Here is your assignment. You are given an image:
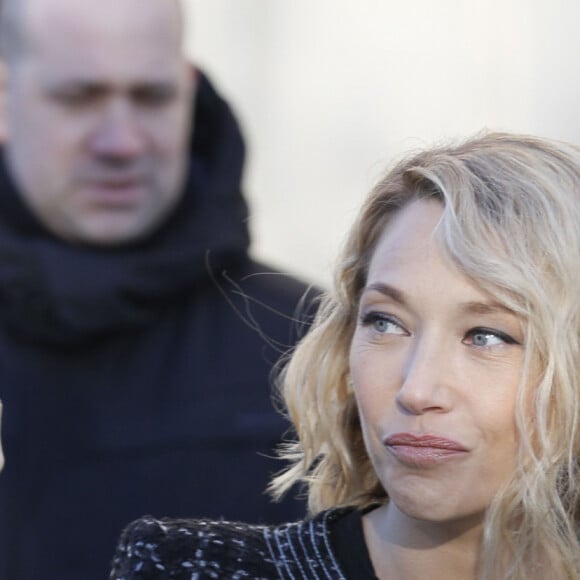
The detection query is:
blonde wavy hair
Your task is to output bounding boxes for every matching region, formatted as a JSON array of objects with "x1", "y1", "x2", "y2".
[{"x1": 270, "y1": 132, "x2": 580, "y2": 579}]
